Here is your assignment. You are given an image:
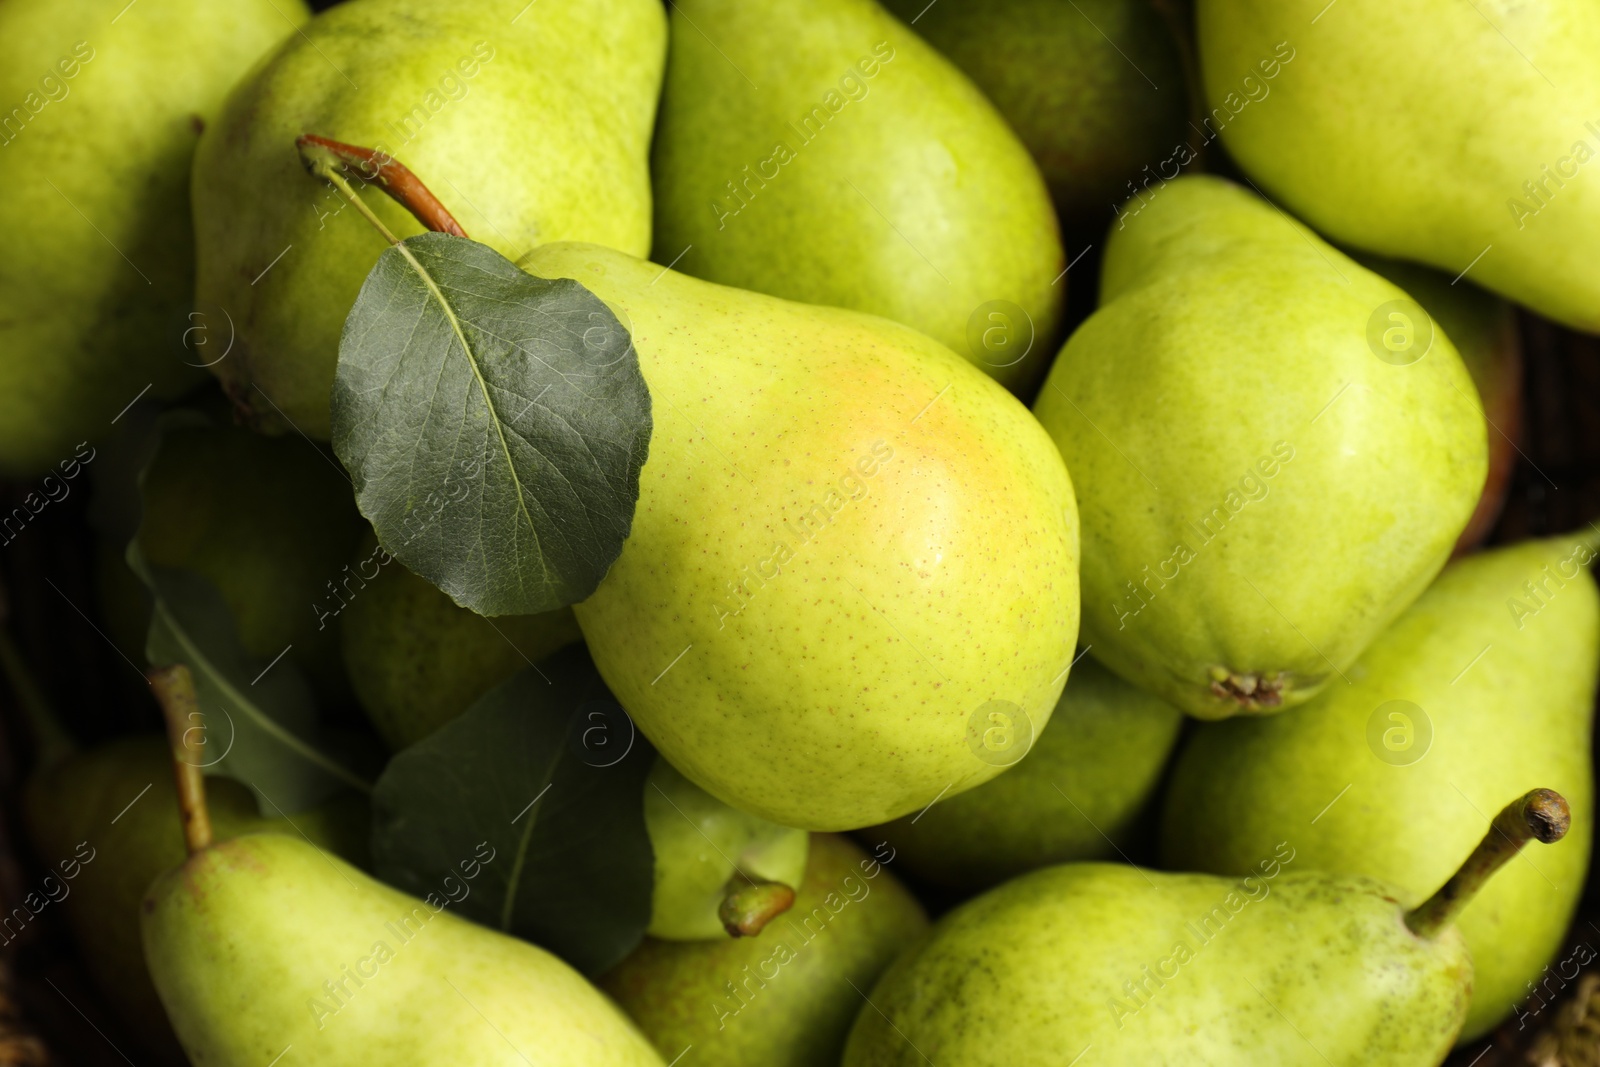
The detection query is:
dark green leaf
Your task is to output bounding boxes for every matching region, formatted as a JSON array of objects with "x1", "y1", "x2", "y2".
[
  {"x1": 370, "y1": 644, "x2": 655, "y2": 976},
  {"x1": 332, "y1": 233, "x2": 649, "y2": 617}
]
